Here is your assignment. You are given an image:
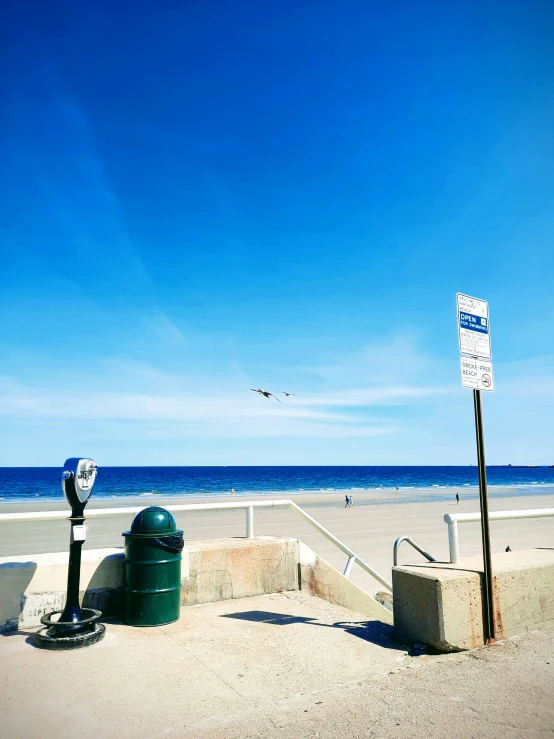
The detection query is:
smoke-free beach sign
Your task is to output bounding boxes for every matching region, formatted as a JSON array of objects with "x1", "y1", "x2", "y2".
[
  {"x1": 457, "y1": 293, "x2": 491, "y2": 360},
  {"x1": 460, "y1": 356, "x2": 494, "y2": 391}
]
